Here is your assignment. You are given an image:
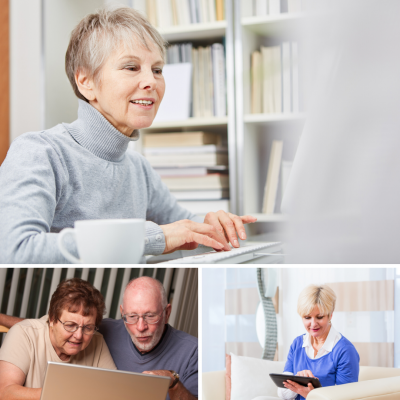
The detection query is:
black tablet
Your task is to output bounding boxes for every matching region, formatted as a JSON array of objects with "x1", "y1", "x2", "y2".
[{"x1": 269, "y1": 373, "x2": 322, "y2": 389}]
